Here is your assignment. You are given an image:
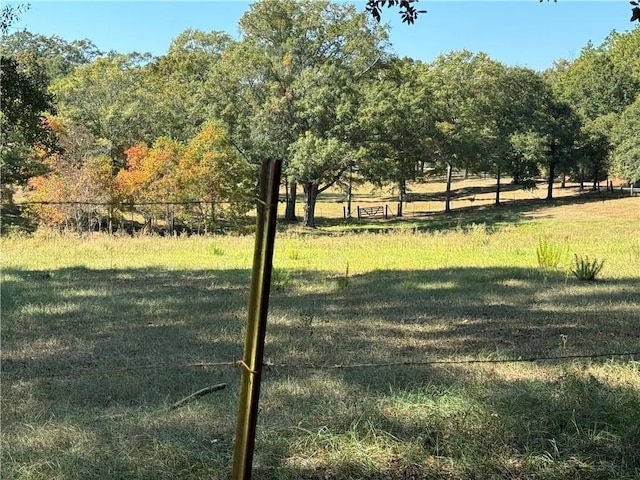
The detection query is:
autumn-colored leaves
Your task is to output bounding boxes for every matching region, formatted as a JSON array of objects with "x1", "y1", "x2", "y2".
[{"x1": 28, "y1": 121, "x2": 256, "y2": 232}]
